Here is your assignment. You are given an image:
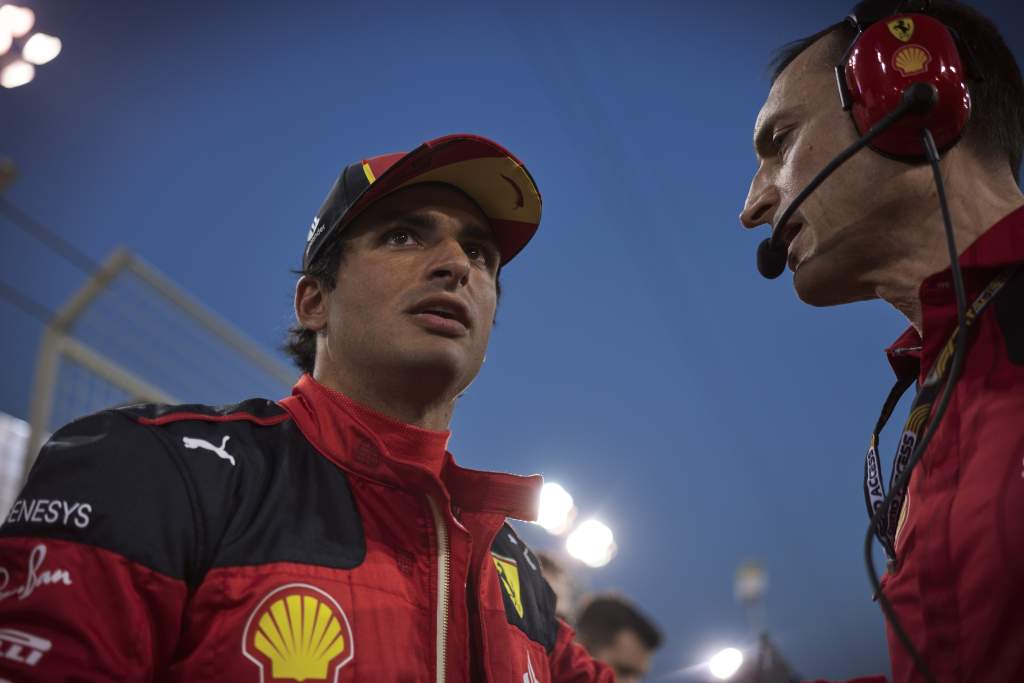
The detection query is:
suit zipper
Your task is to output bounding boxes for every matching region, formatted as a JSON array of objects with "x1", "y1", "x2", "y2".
[{"x1": 427, "y1": 495, "x2": 449, "y2": 683}]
